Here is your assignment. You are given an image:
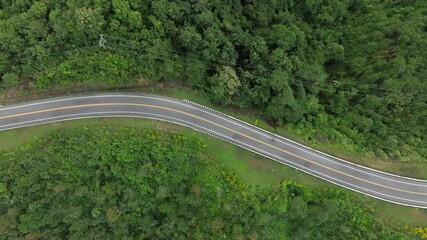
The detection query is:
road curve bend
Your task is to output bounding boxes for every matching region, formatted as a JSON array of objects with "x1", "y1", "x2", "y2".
[{"x1": 1, "y1": 93, "x2": 426, "y2": 208}]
